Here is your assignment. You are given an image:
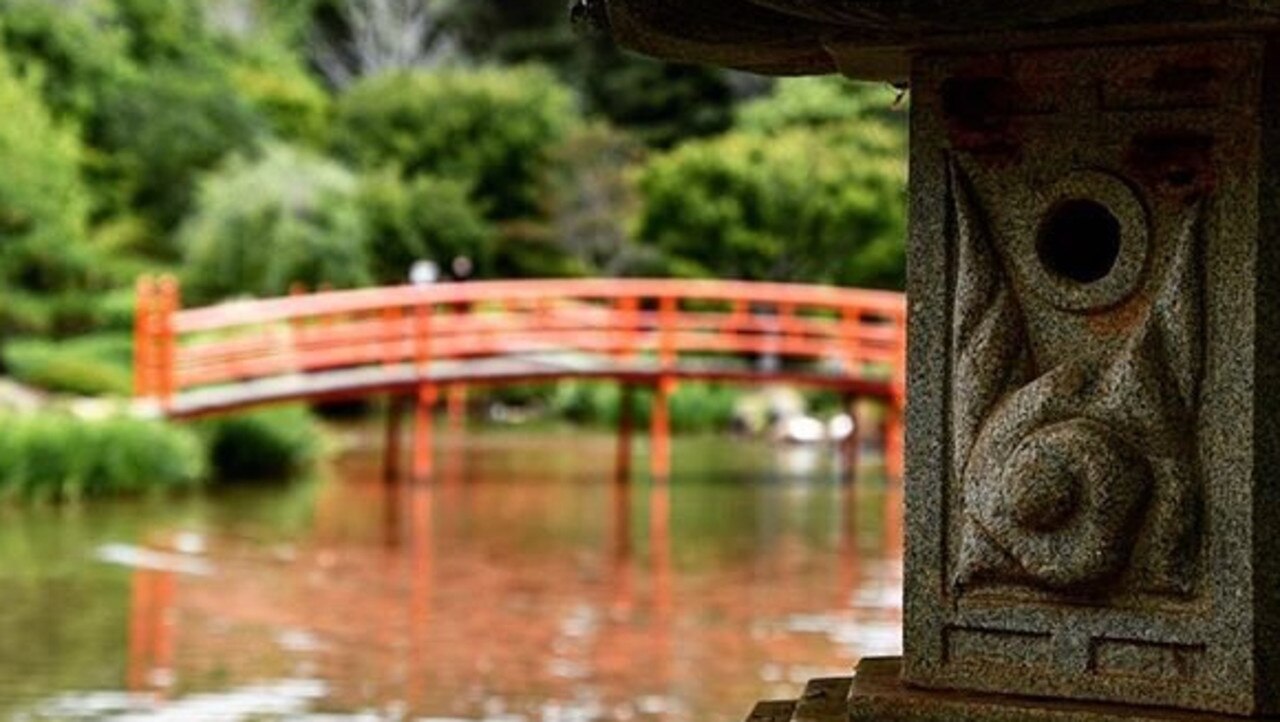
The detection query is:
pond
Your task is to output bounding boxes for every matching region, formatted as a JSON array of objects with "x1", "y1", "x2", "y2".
[{"x1": 0, "y1": 427, "x2": 902, "y2": 722}]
